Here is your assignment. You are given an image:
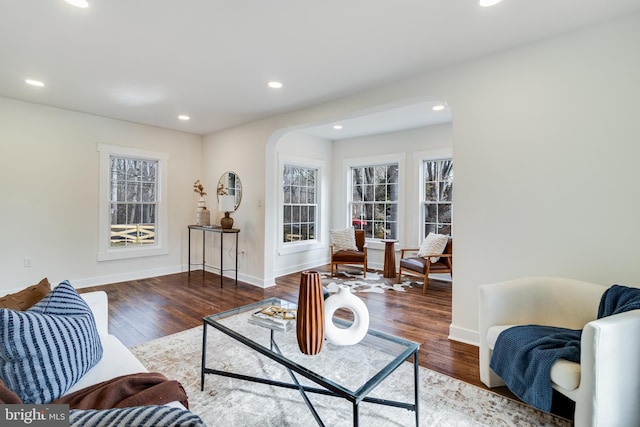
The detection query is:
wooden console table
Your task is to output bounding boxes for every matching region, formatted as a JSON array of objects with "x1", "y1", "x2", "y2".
[{"x1": 188, "y1": 225, "x2": 240, "y2": 287}]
